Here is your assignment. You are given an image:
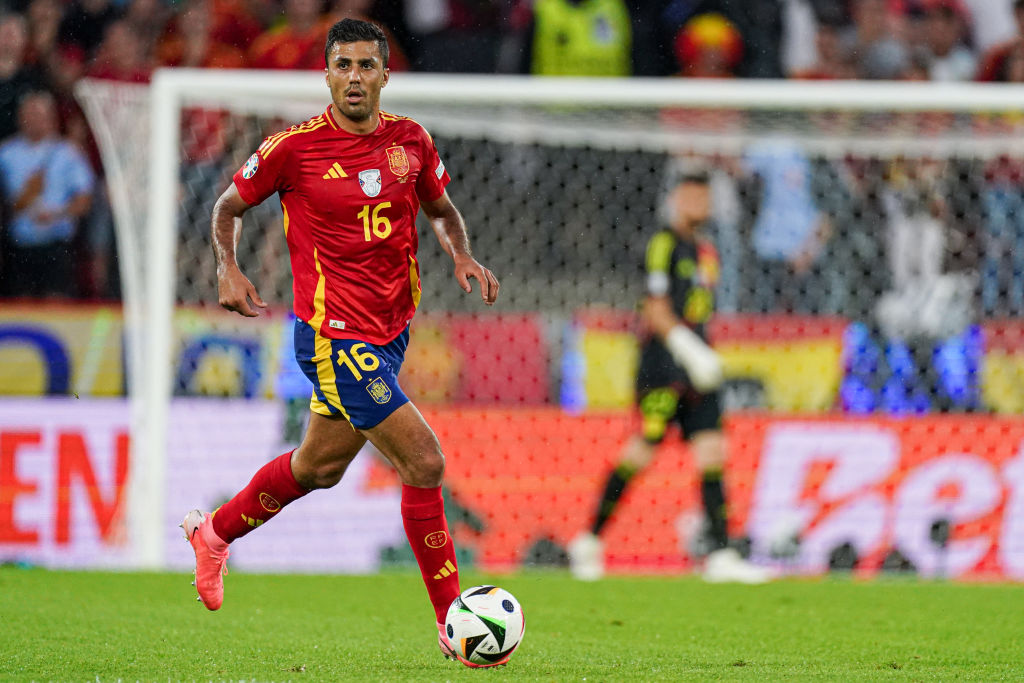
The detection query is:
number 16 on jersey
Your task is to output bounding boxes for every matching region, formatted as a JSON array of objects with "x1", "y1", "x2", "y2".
[{"x1": 359, "y1": 202, "x2": 392, "y2": 241}]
